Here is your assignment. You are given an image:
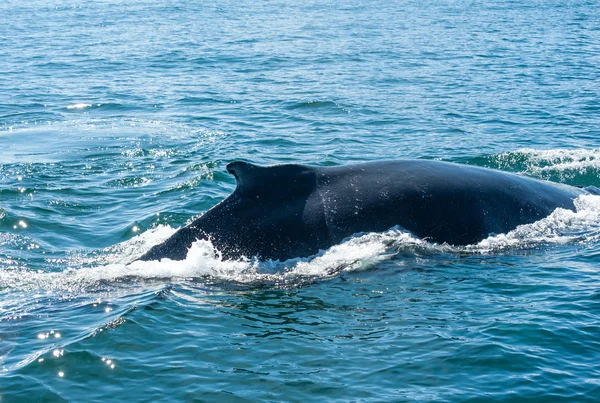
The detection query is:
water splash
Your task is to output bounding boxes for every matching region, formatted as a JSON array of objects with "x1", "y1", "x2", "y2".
[{"x1": 471, "y1": 195, "x2": 600, "y2": 252}]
